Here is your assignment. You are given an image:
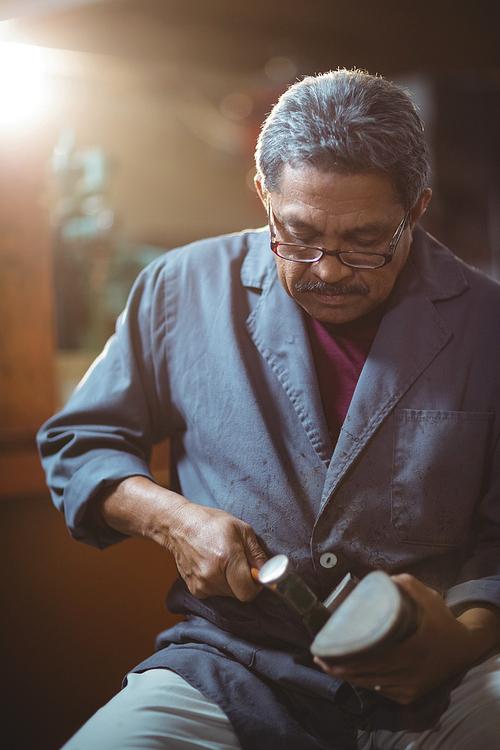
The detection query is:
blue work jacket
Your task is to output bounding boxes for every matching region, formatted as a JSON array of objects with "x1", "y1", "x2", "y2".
[{"x1": 38, "y1": 225, "x2": 500, "y2": 749}]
